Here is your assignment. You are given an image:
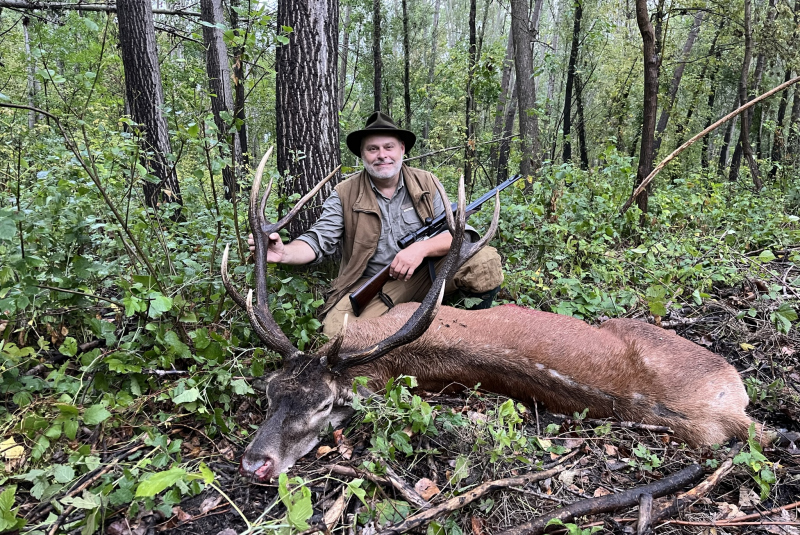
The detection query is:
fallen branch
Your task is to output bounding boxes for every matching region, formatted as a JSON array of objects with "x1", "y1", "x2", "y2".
[
  {"x1": 619, "y1": 74, "x2": 800, "y2": 215},
  {"x1": 639, "y1": 443, "x2": 742, "y2": 531},
  {"x1": 375, "y1": 462, "x2": 574, "y2": 535},
  {"x1": 0, "y1": 1, "x2": 201, "y2": 16},
  {"x1": 715, "y1": 500, "x2": 800, "y2": 524},
  {"x1": 382, "y1": 463, "x2": 431, "y2": 510},
  {"x1": 497, "y1": 464, "x2": 704, "y2": 535}
]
